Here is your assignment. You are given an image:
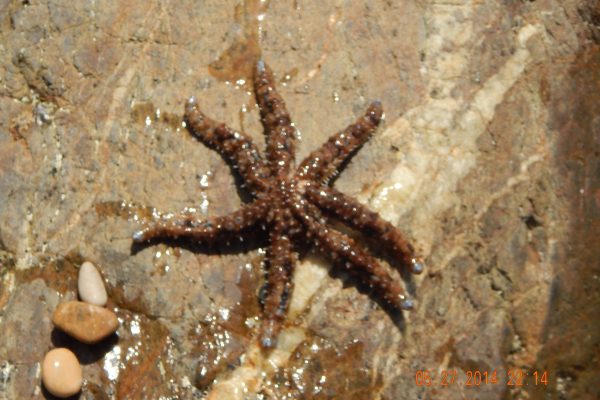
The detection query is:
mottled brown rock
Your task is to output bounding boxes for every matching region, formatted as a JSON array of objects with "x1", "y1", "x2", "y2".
[
  {"x1": 0, "y1": 0, "x2": 598, "y2": 399},
  {"x1": 52, "y1": 301, "x2": 118, "y2": 344}
]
